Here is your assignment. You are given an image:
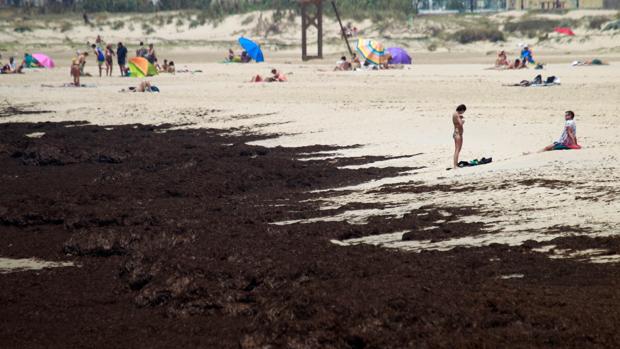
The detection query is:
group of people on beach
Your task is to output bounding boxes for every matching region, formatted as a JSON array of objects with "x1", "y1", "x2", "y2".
[
  {"x1": 494, "y1": 44, "x2": 537, "y2": 69},
  {"x1": 333, "y1": 52, "x2": 400, "y2": 71},
  {"x1": 226, "y1": 49, "x2": 253, "y2": 63},
  {"x1": 69, "y1": 36, "x2": 175, "y2": 87},
  {"x1": 0, "y1": 52, "x2": 49, "y2": 74}
]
